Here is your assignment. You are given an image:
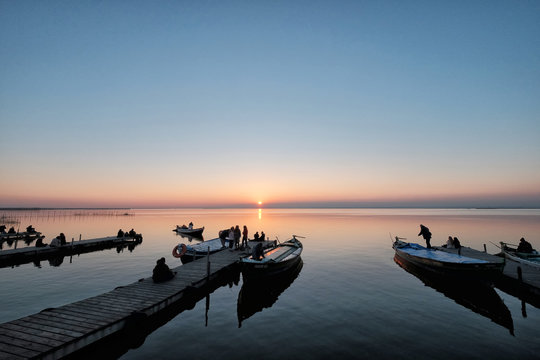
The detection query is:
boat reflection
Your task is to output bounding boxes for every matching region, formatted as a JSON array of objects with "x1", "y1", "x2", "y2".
[
  {"x1": 174, "y1": 231, "x2": 204, "y2": 242},
  {"x1": 237, "y1": 258, "x2": 303, "y2": 328},
  {"x1": 394, "y1": 255, "x2": 514, "y2": 335}
]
